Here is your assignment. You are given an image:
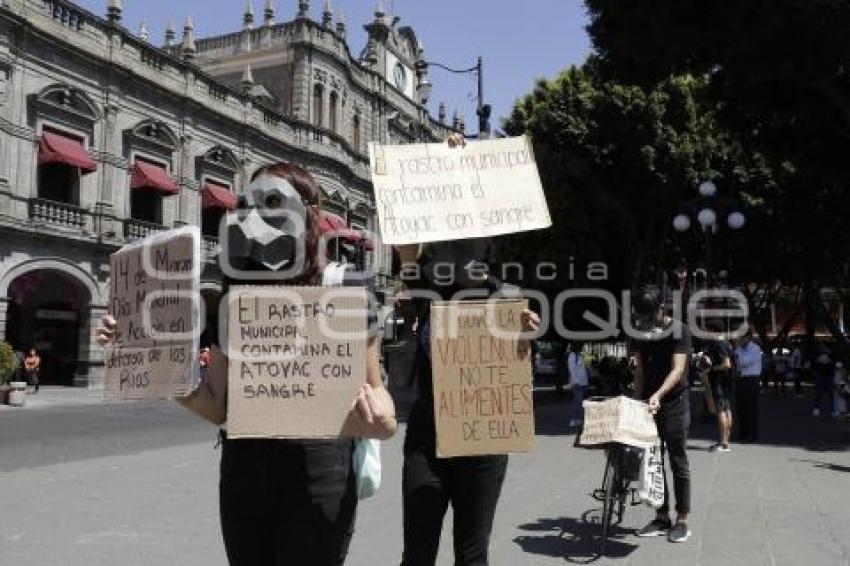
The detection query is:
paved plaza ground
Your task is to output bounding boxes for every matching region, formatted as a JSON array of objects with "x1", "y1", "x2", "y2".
[{"x1": 1, "y1": 379, "x2": 848, "y2": 566}]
